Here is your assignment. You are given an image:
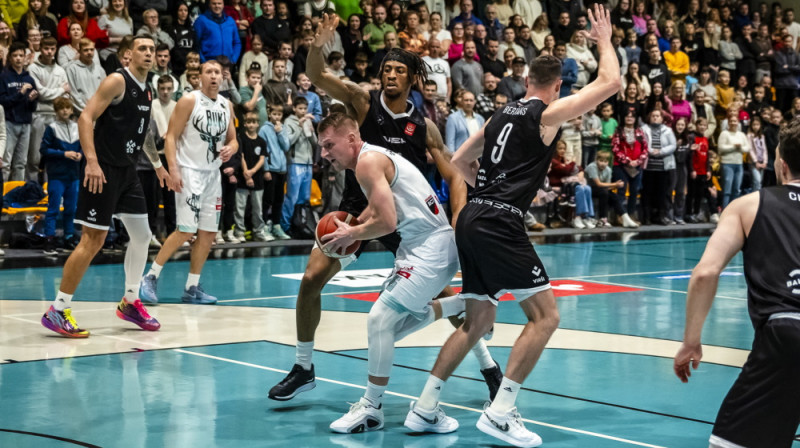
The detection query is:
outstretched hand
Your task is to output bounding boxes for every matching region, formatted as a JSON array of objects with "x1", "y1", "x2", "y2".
[
  {"x1": 586, "y1": 4, "x2": 612, "y2": 44},
  {"x1": 313, "y1": 13, "x2": 339, "y2": 48}
]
